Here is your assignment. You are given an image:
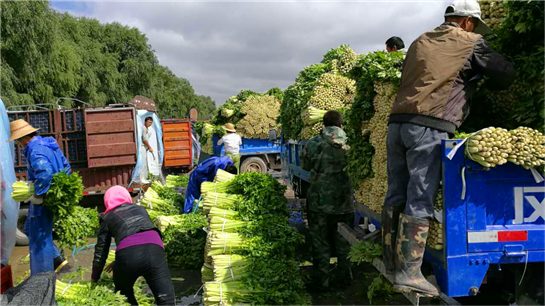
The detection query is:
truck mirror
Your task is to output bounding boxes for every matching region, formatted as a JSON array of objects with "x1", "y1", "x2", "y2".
[{"x1": 268, "y1": 130, "x2": 277, "y2": 142}]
